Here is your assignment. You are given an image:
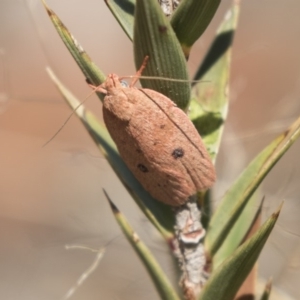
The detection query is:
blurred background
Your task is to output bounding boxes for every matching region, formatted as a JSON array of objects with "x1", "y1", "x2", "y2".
[{"x1": 0, "y1": 0, "x2": 300, "y2": 299}]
